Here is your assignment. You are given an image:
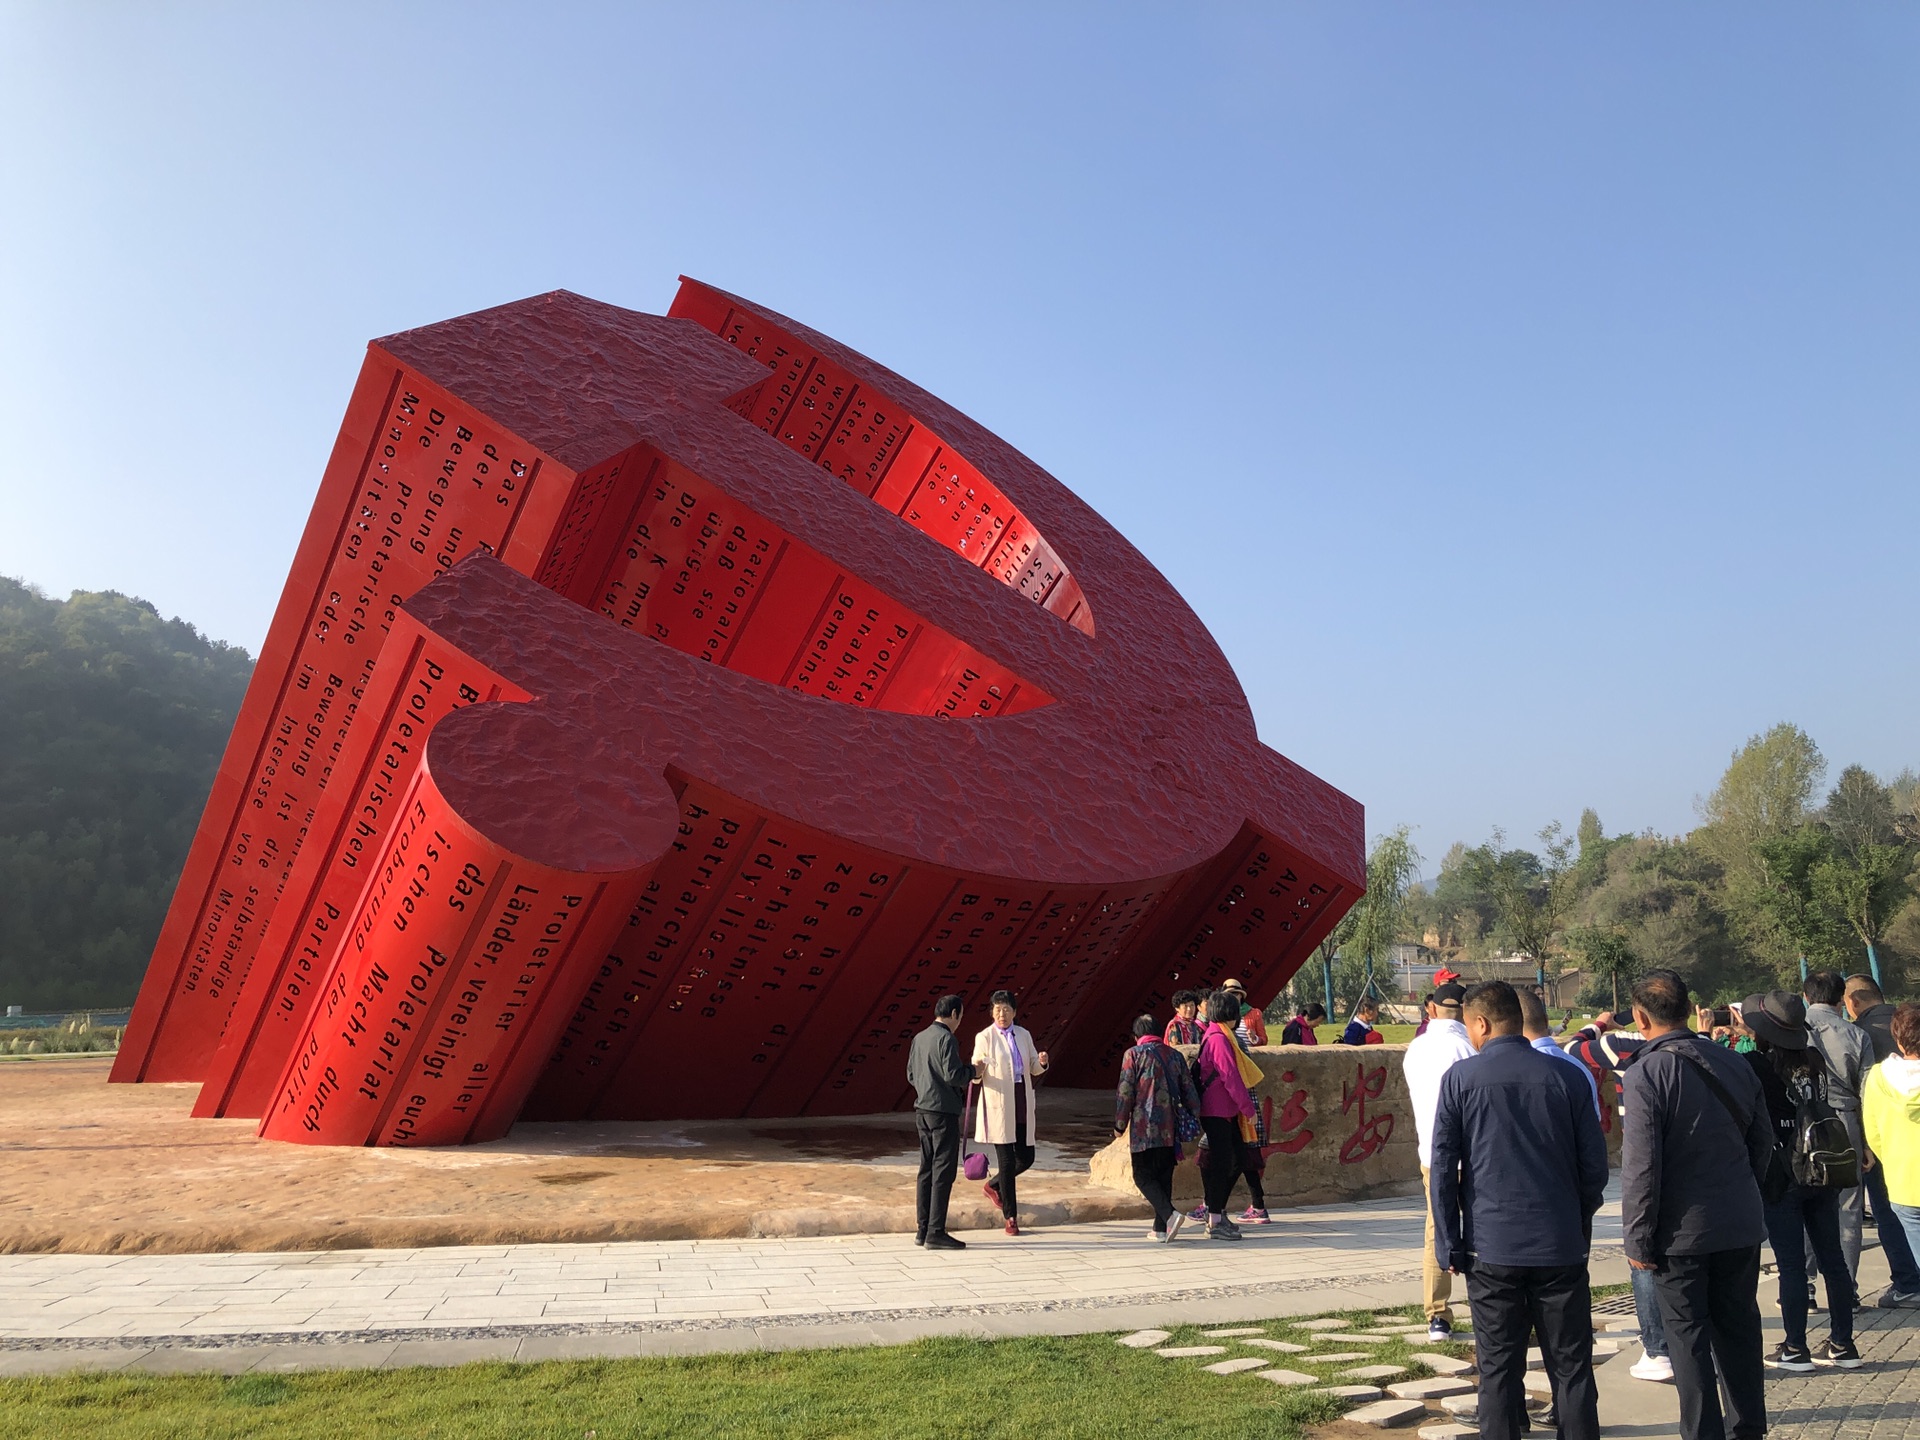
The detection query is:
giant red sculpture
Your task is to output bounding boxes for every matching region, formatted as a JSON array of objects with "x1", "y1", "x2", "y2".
[{"x1": 111, "y1": 279, "x2": 1365, "y2": 1144}]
